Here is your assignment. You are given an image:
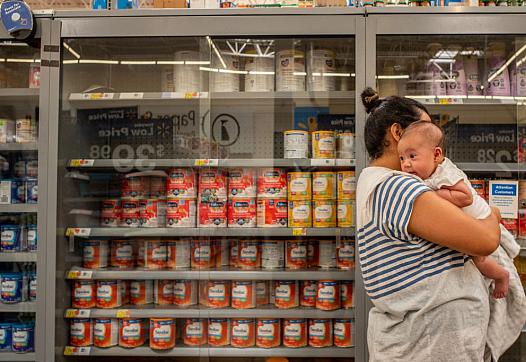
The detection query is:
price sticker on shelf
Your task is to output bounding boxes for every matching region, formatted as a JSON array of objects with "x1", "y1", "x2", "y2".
[
  {"x1": 65, "y1": 309, "x2": 91, "y2": 318},
  {"x1": 194, "y1": 159, "x2": 219, "y2": 167},
  {"x1": 292, "y1": 228, "x2": 307, "y2": 236},
  {"x1": 66, "y1": 270, "x2": 93, "y2": 280},
  {"x1": 116, "y1": 309, "x2": 130, "y2": 318},
  {"x1": 184, "y1": 92, "x2": 201, "y2": 100},
  {"x1": 64, "y1": 346, "x2": 91, "y2": 356},
  {"x1": 82, "y1": 93, "x2": 113, "y2": 101},
  {"x1": 66, "y1": 228, "x2": 91, "y2": 238},
  {"x1": 70, "y1": 159, "x2": 95, "y2": 167},
  {"x1": 311, "y1": 159, "x2": 335, "y2": 167},
  {"x1": 120, "y1": 92, "x2": 144, "y2": 100},
  {"x1": 335, "y1": 159, "x2": 354, "y2": 167},
  {"x1": 161, "y1": 92, "x2": 177, "y2": 99}
]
